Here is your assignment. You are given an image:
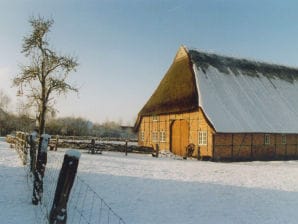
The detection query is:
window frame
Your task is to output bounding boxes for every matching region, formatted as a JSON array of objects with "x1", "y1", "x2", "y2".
[
  {"x1": 281, "y1": 135, "x2": 287, "y2": 145},
  {"x1": 152, "y1": 115, "x2": 158, "y2": 122},
  {"x1": 152, "y1": 131, "x2": 159, "y2": 142},
  {"x1": 198, "y1": 131, "x2": 208, "y2": 146},
  {"x1": 160, "y1": 131, "x2": 166, "y2": 143},
  {"x1": 264, "y1": 134, "x2": 270, "y2": 145}
]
